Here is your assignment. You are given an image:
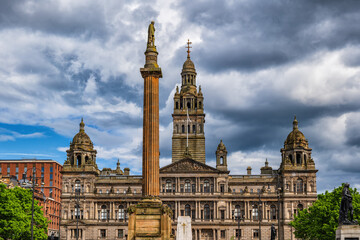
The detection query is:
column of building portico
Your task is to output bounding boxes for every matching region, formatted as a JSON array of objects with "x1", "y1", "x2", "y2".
[
  {"x1": 229, "y1": 201, "x2": 232, "y2": 219},
  {"x1": 95, "y1": 203, "x2": 98, "y2": 220}
]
